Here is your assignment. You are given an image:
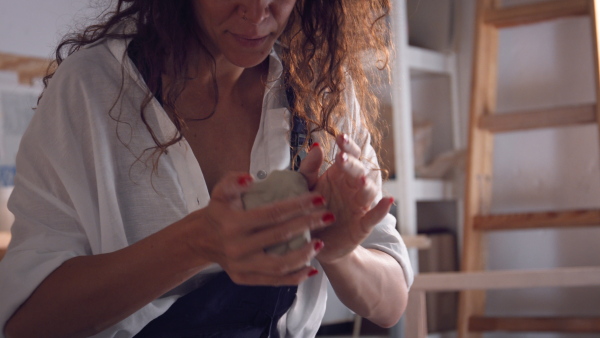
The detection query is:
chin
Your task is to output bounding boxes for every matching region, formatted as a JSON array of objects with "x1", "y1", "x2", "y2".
[{"x1": 229, "y1": 52, "x2": 271, "y2": 69}]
